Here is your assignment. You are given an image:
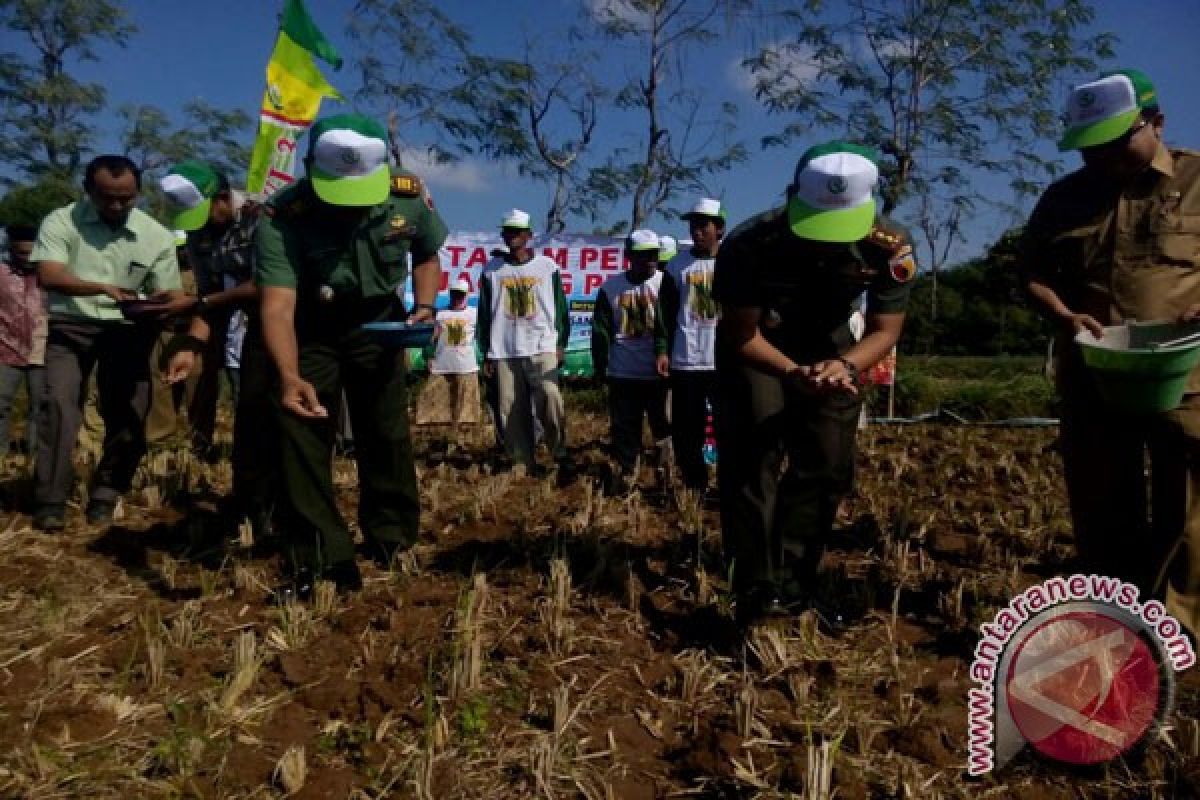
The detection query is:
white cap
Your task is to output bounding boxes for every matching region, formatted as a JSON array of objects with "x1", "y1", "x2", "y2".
[
  {"x1": 793, "y1": 152, "x2": 878, "y2": 212},
  {"x1": 312, "y1": 129, "x2": 388, "y2": 177},
  {"x1": 627, "y1": 229, "x2": 659, "y2": 252},
  {"x1": 501, "y1": 208, "x2": 532, "y2": 230},
  {"x1": 160, "y1": 174, "x2": 205, "y2": 210},
  {"x1": 657, "y1": 235, "x2": 678, "y2": 261},
  {"x1": 450, "y1": 278, "x2": 471, "y2": 293},
  {"x1": 1058, "y1": 73, "x2": 1141, "y2": 151},
  {"x1": 683, "y1": 197, "x2": 724, "y2": 219}
]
